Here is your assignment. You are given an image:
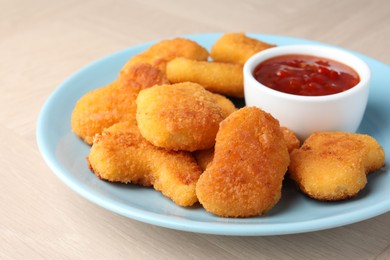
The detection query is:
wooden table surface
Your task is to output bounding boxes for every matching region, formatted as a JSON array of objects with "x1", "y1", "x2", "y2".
[{"x1": 1, "y1": 0, "x2": 389, "y2": 259}]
